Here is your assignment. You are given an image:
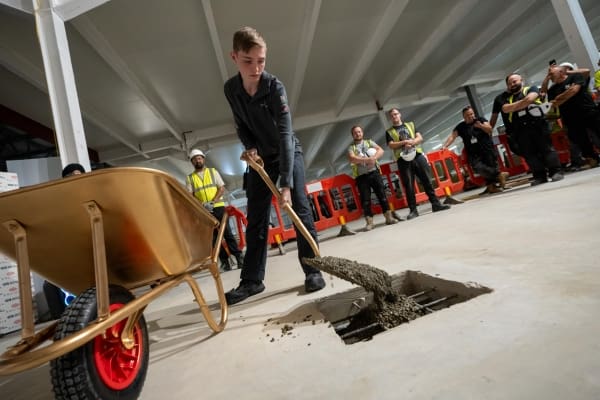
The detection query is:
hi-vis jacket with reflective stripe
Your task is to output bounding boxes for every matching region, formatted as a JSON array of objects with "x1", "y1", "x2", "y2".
[
  {"x1": 349, "y1": 139, "x2": 379, "y2": 177},
  {"x1": 186, "y1": 168, "x2": 225, "y2": 207},
  {"x1": 386, "y1": 121, "x2": 423, "y2": 161},
  {"x1": 507, "y1": 86, "x2": 542, "y2": 123}
]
